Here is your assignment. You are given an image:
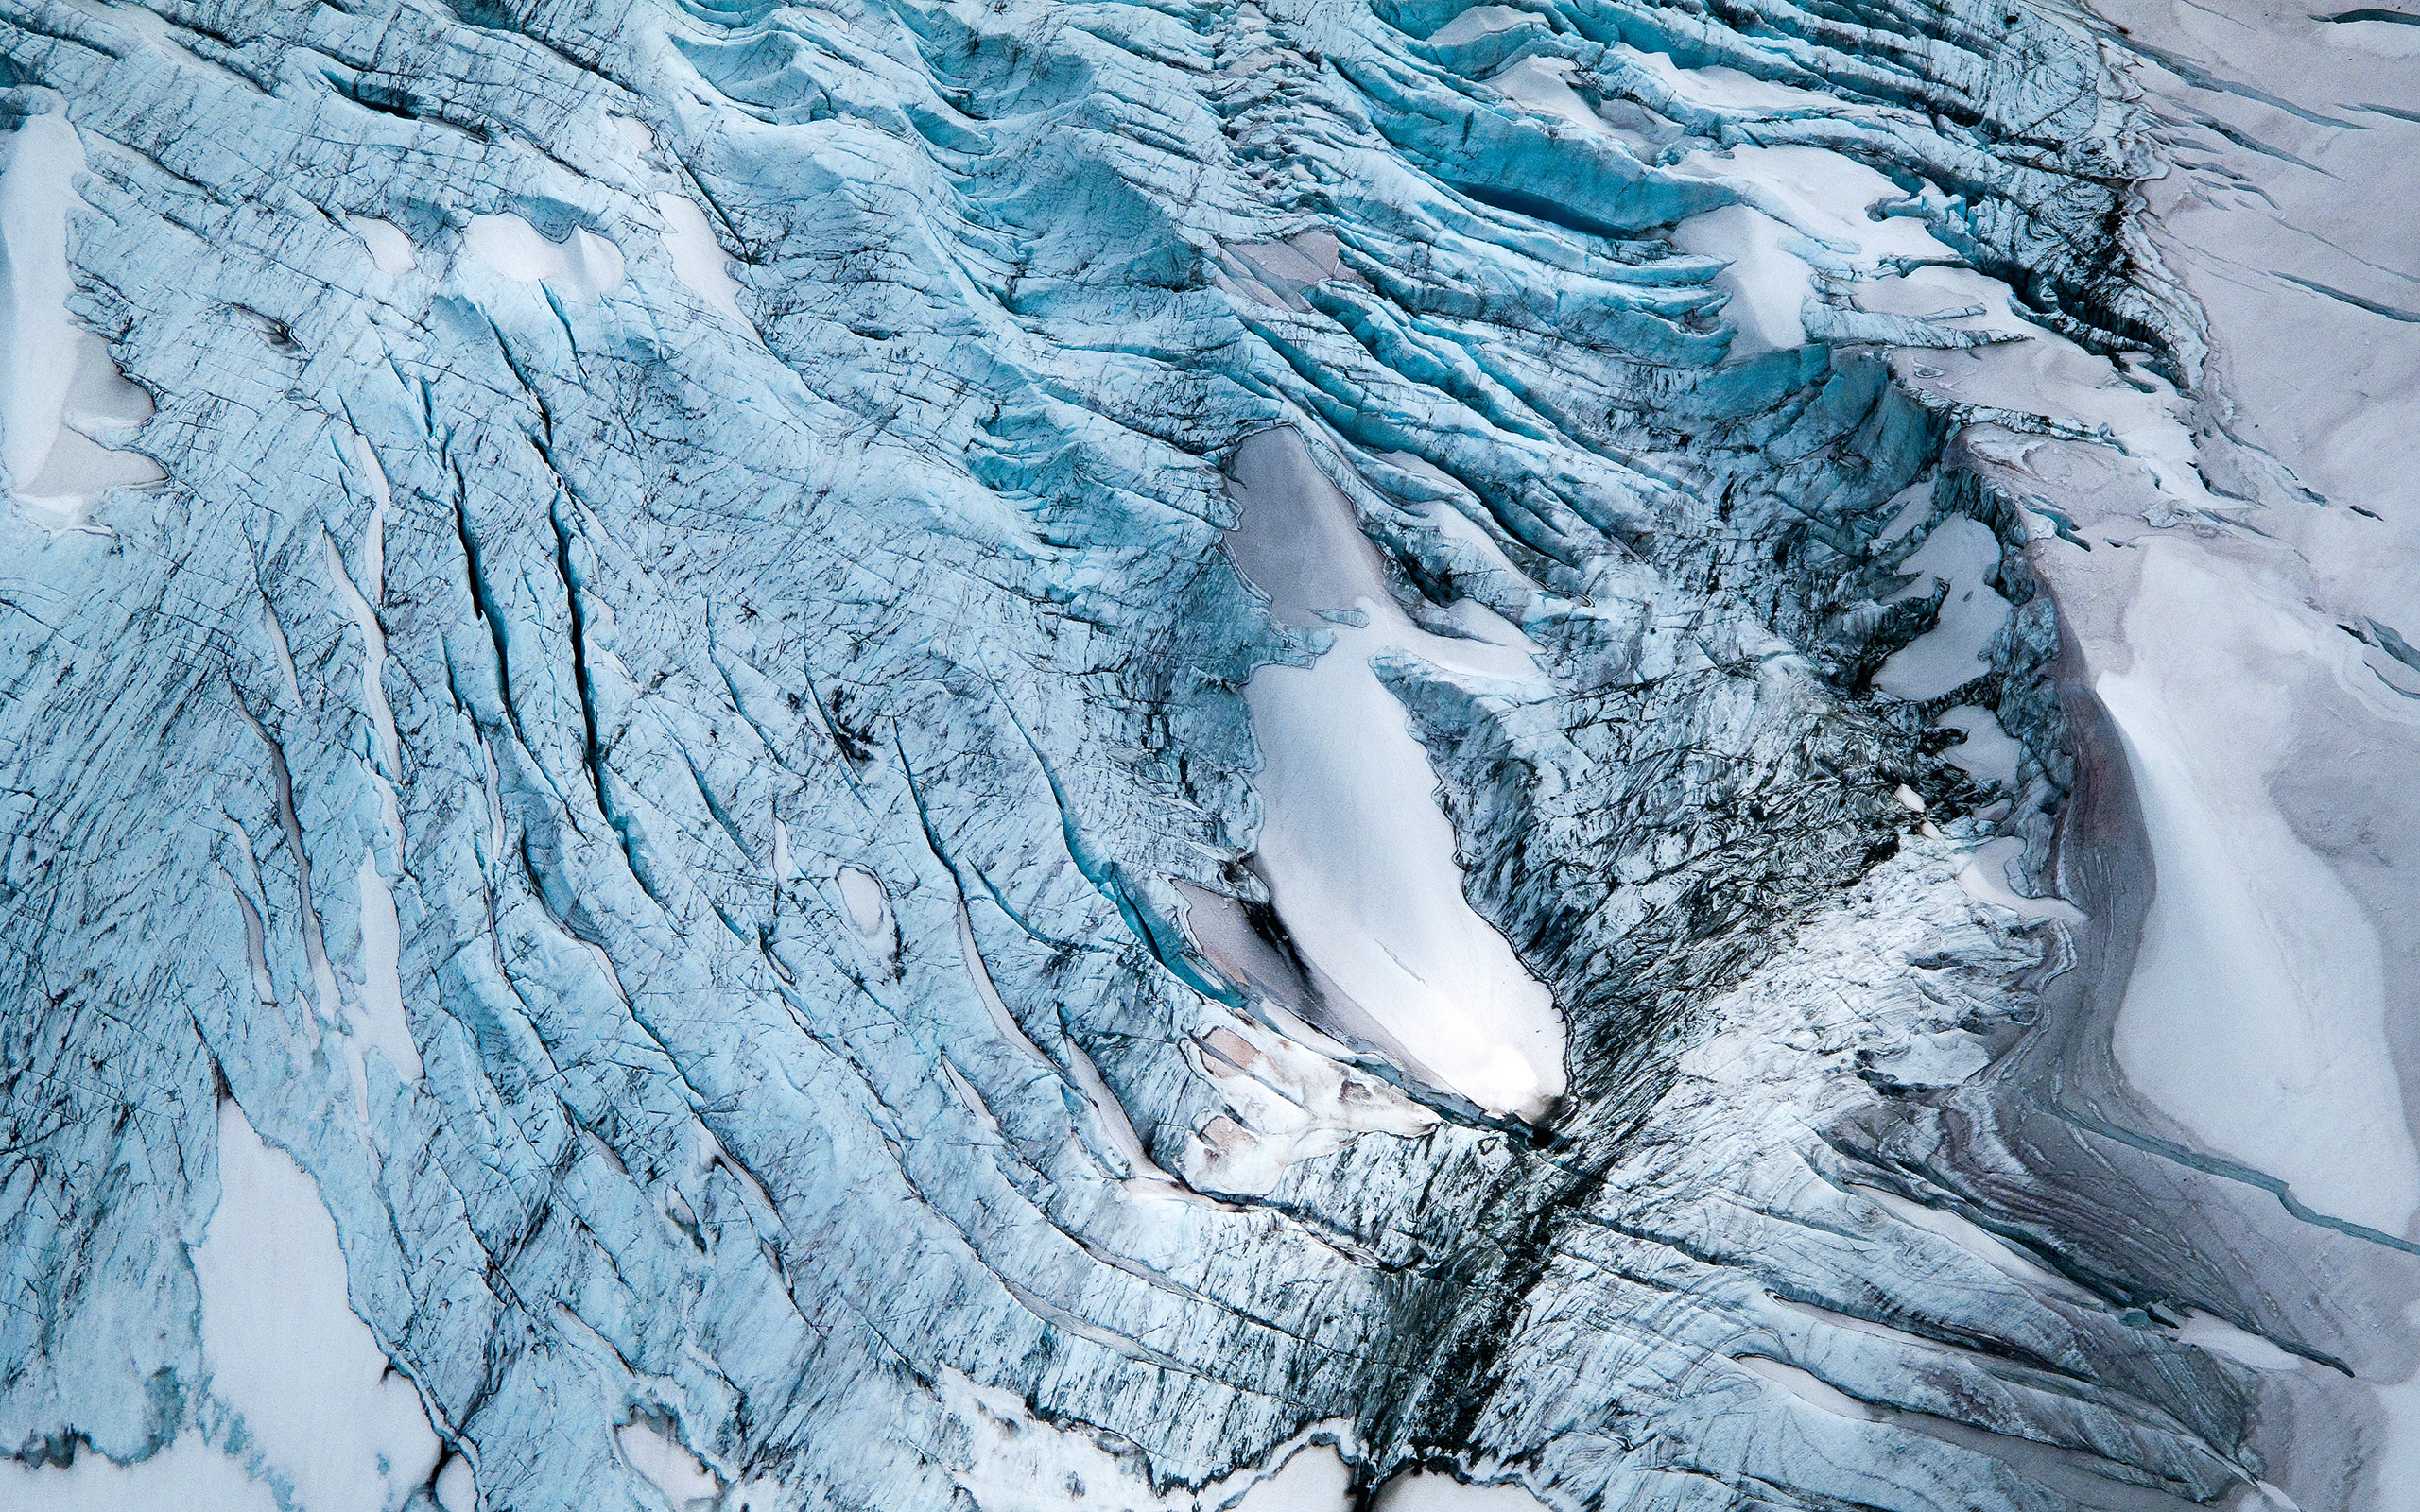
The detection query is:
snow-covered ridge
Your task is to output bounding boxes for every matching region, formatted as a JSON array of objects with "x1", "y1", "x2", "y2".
[{"x1": 0, "y1": 0, "x2": 2412, "y2": 1508}]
